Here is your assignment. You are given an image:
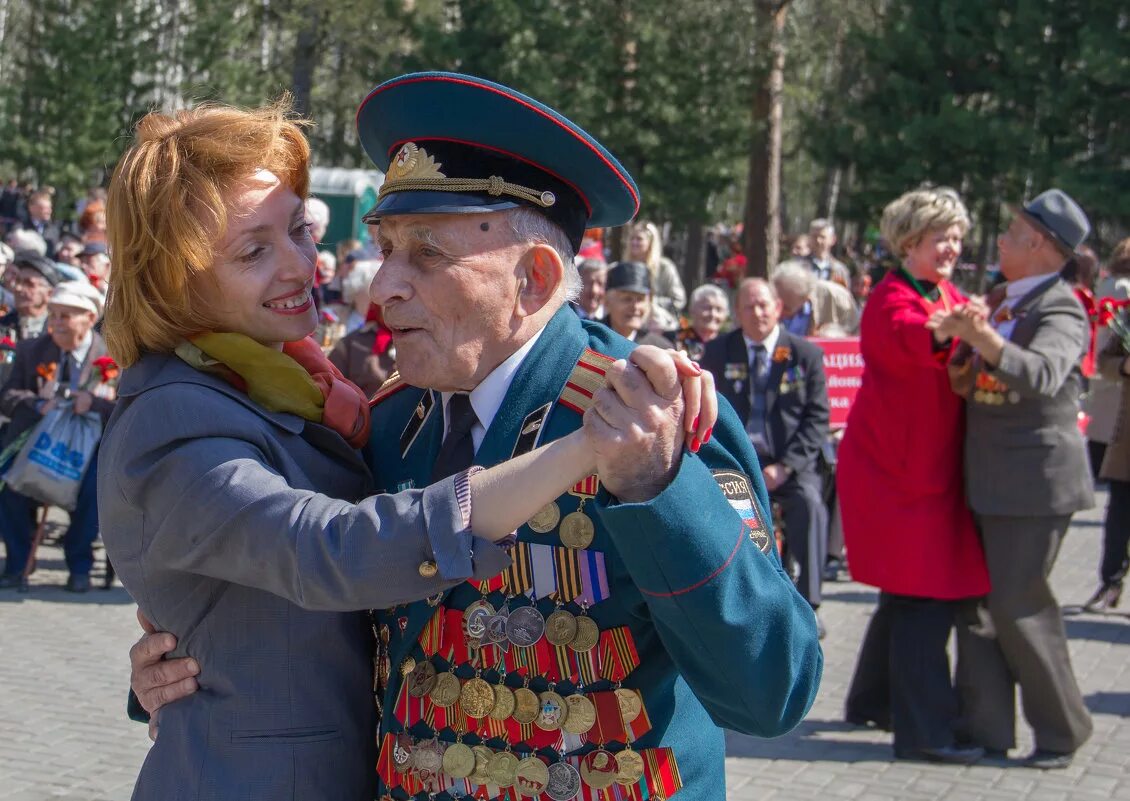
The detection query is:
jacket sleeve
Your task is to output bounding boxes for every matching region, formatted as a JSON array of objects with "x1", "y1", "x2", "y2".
[
  {"x1": 990, "y1": 297, "x2": 1087, "y2": 399},
  {"x1": 0, "y1": 341, "x2": 42, "y2": 419},
  {"x1": 593, "y1": 401, "x2": 822, "y2": 737},
  {"x1": 860, "y1": 290, "x2": 950, "y2": 374},
  {"x1": 779, "y1": 348, "x2": 831, "y2": 475},
  {"x1": 106, "y1": 388, "x2": 510, "y2": 613}
]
